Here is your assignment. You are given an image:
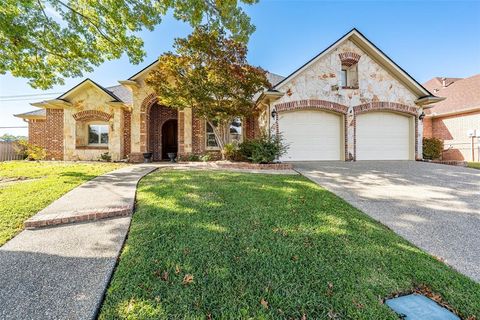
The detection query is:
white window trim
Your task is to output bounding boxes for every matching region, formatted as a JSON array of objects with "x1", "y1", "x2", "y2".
[
  {"x1": 205, "y1": 121, "x2": 220, "y2": 150},
  {"x1": 88, "y1": 123, "x2": 109, "y2": 146},
  {"x1": 204, "y1": 119, "x2": 244, "y2": 150}
]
